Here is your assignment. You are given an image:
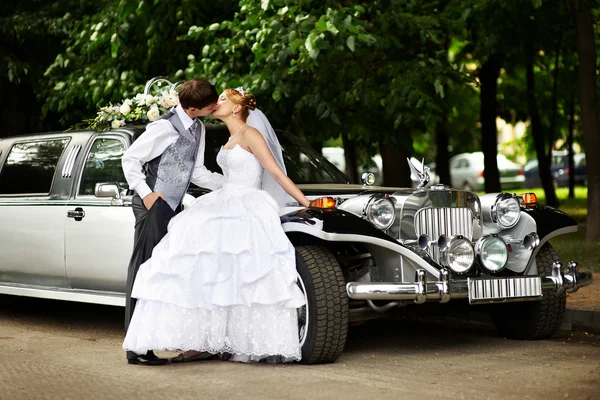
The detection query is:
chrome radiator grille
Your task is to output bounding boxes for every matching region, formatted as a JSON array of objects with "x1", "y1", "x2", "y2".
[{"x1": 414, "y1": 207, "x2": 474, "y2": 261}]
